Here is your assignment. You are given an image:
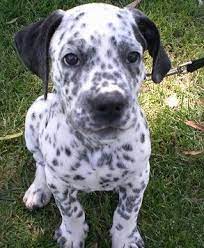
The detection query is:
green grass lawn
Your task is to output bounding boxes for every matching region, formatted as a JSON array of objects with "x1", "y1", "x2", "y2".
[{"x1": 0, "y1": 0, "x2": 204, "y2": 247}]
